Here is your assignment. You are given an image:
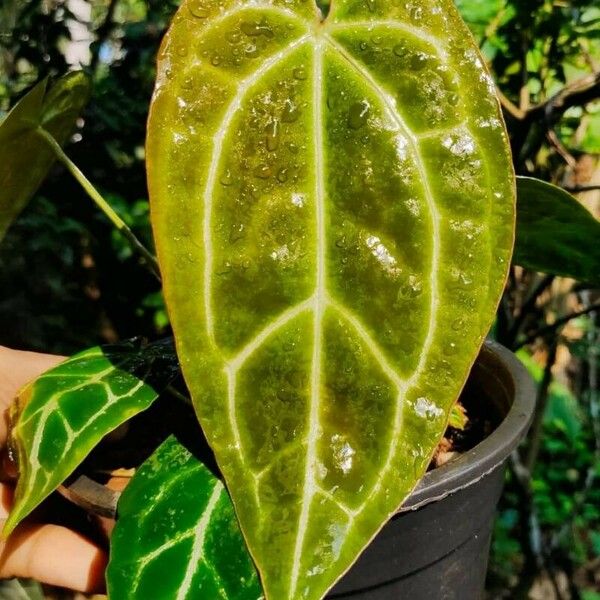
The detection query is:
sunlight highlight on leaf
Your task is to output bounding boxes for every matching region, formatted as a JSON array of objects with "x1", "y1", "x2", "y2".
[{"x1": 4, "y1": 338, "x2": 178, "y2": 537}]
